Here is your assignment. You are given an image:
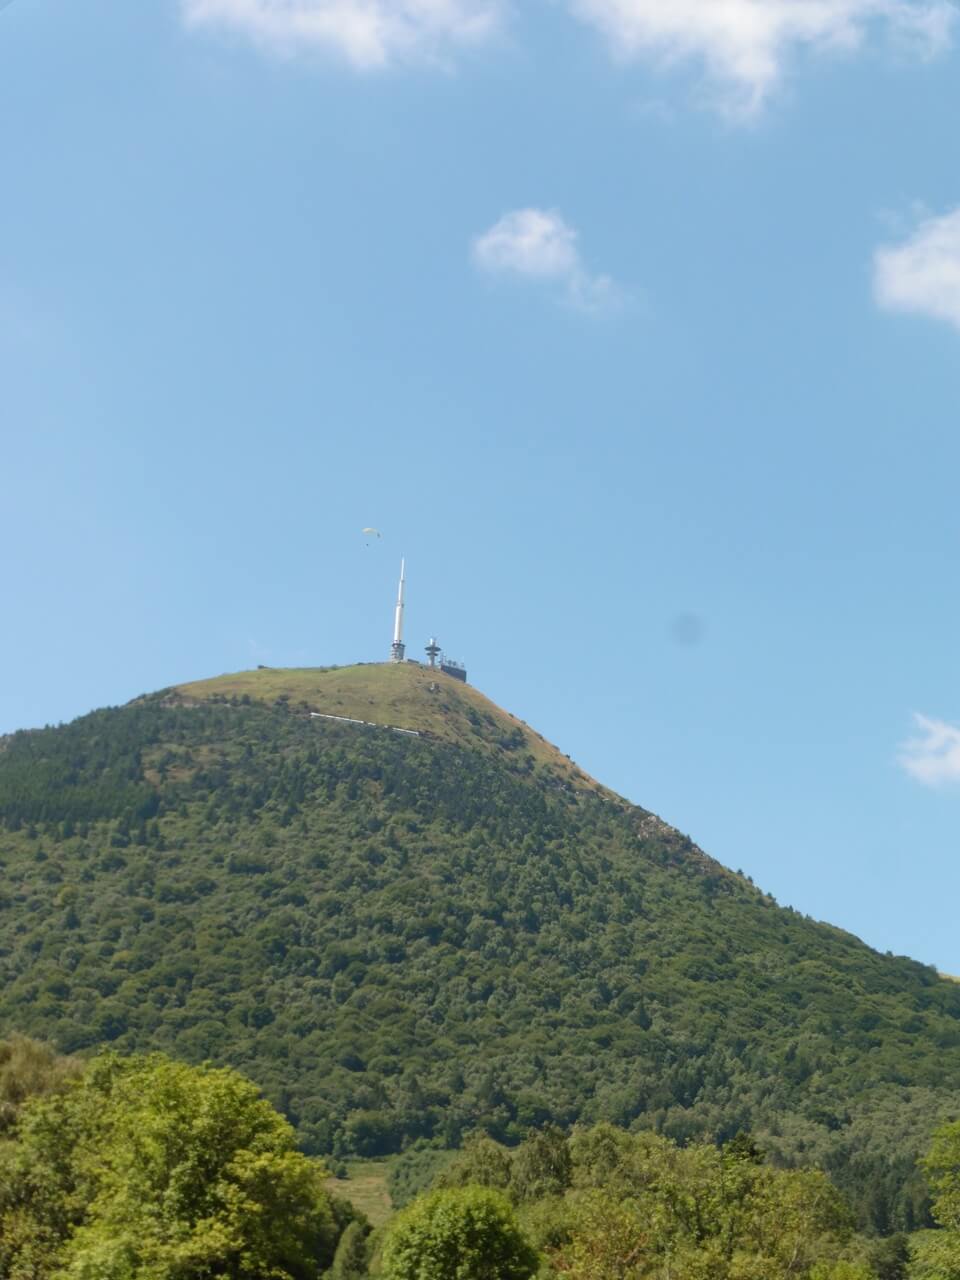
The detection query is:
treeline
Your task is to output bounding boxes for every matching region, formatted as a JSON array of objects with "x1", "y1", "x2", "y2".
[
  {"x1": 374, "y1": 1117, "x2": 960, "y2": 1279},
  {"x1": 3, "y1": 1038, "x2": 960, "y2": 1279},
  {"x1": 378, "y1": 1127, "x2": 907, "y2": 1280},
  {"x1": 1, "y1": 700, "x2": 960, "y2": 1232}
]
